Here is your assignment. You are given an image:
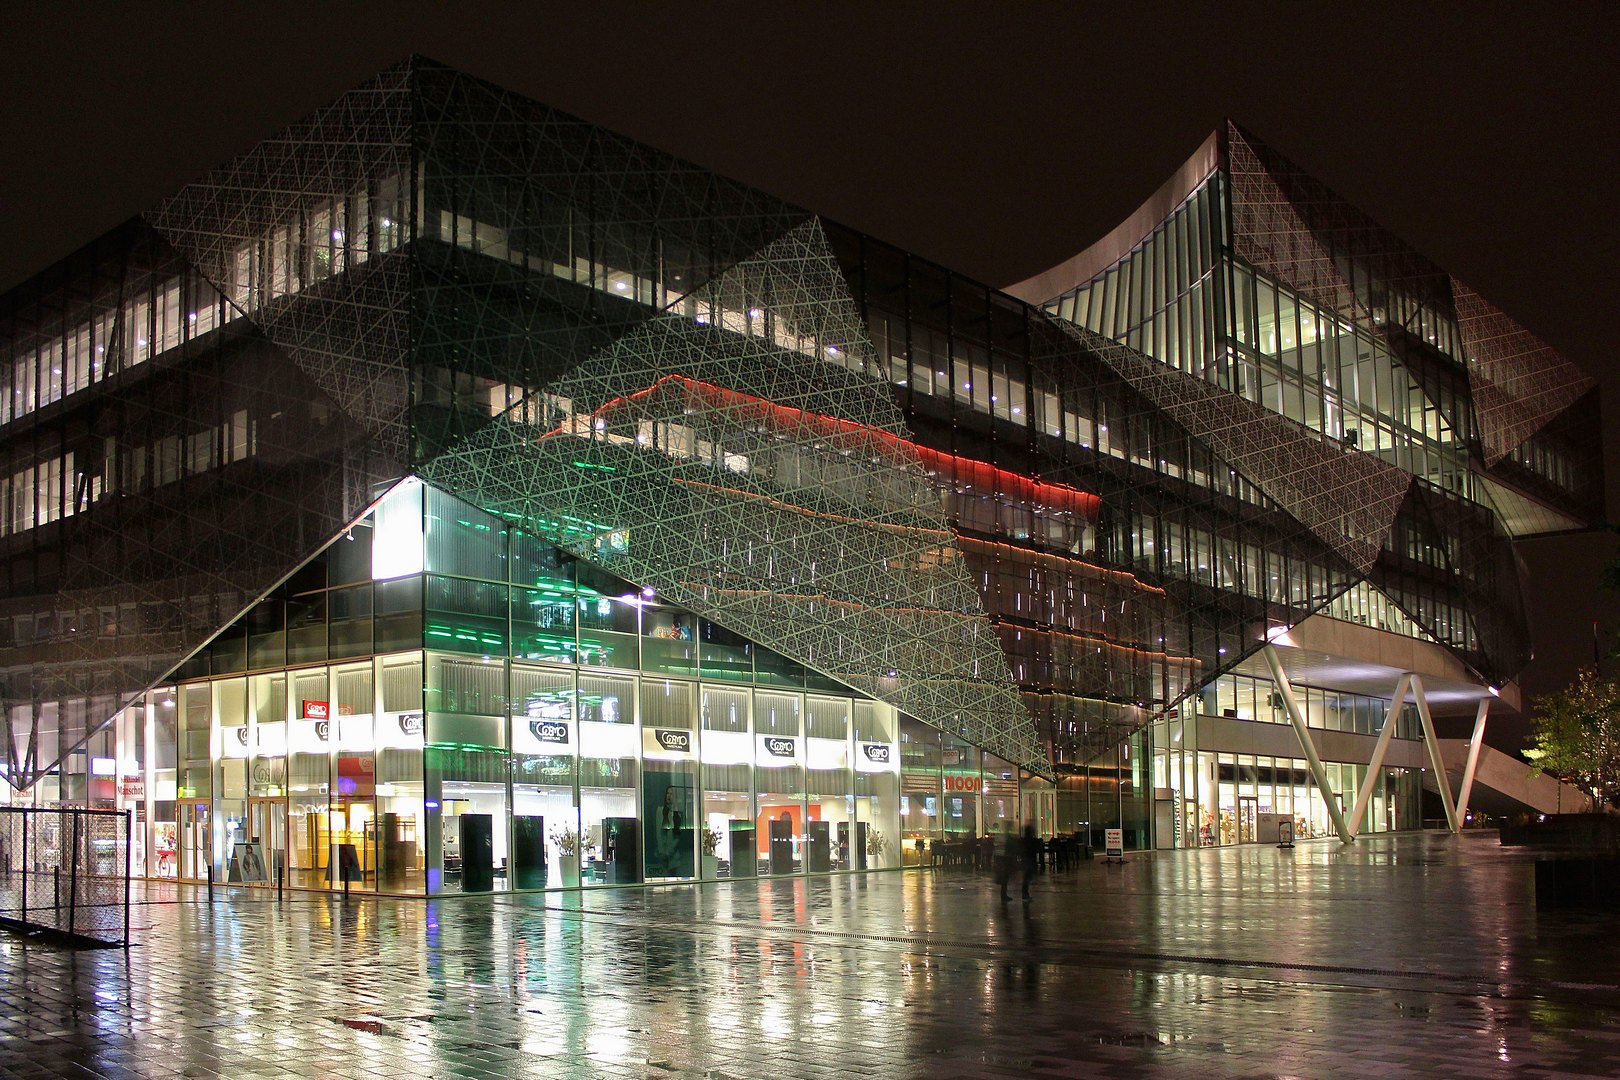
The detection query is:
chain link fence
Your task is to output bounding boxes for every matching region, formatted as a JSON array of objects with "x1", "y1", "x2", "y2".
[{"x1": 0, "y1": 807, "x2": 132, "y2": 946}]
